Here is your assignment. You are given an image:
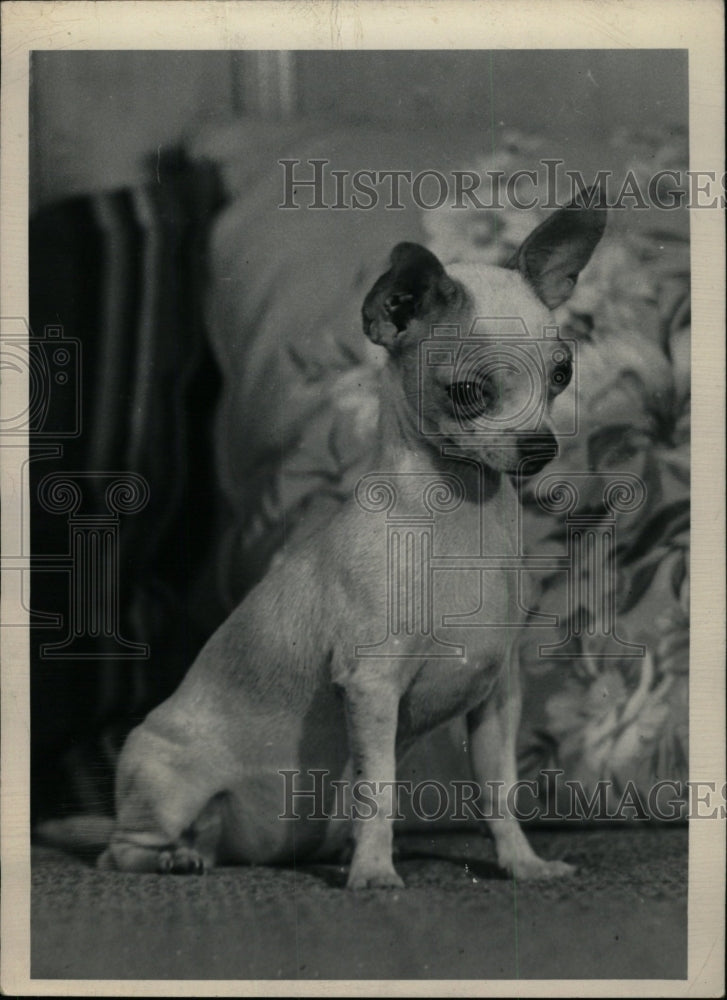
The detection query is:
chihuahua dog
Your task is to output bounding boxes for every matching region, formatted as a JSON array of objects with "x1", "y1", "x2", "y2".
[{"x1": 99, "y1": 194, "x2": 606, "y2": 888}]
